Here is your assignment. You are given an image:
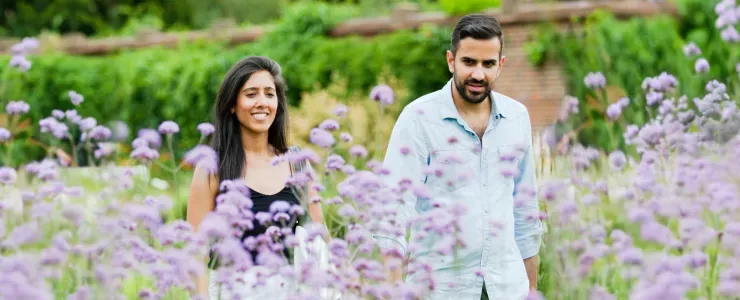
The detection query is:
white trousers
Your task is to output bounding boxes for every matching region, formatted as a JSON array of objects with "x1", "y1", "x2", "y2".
[{"x1": 208, "y1": 226, "x2": 341, "y2": 300}]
